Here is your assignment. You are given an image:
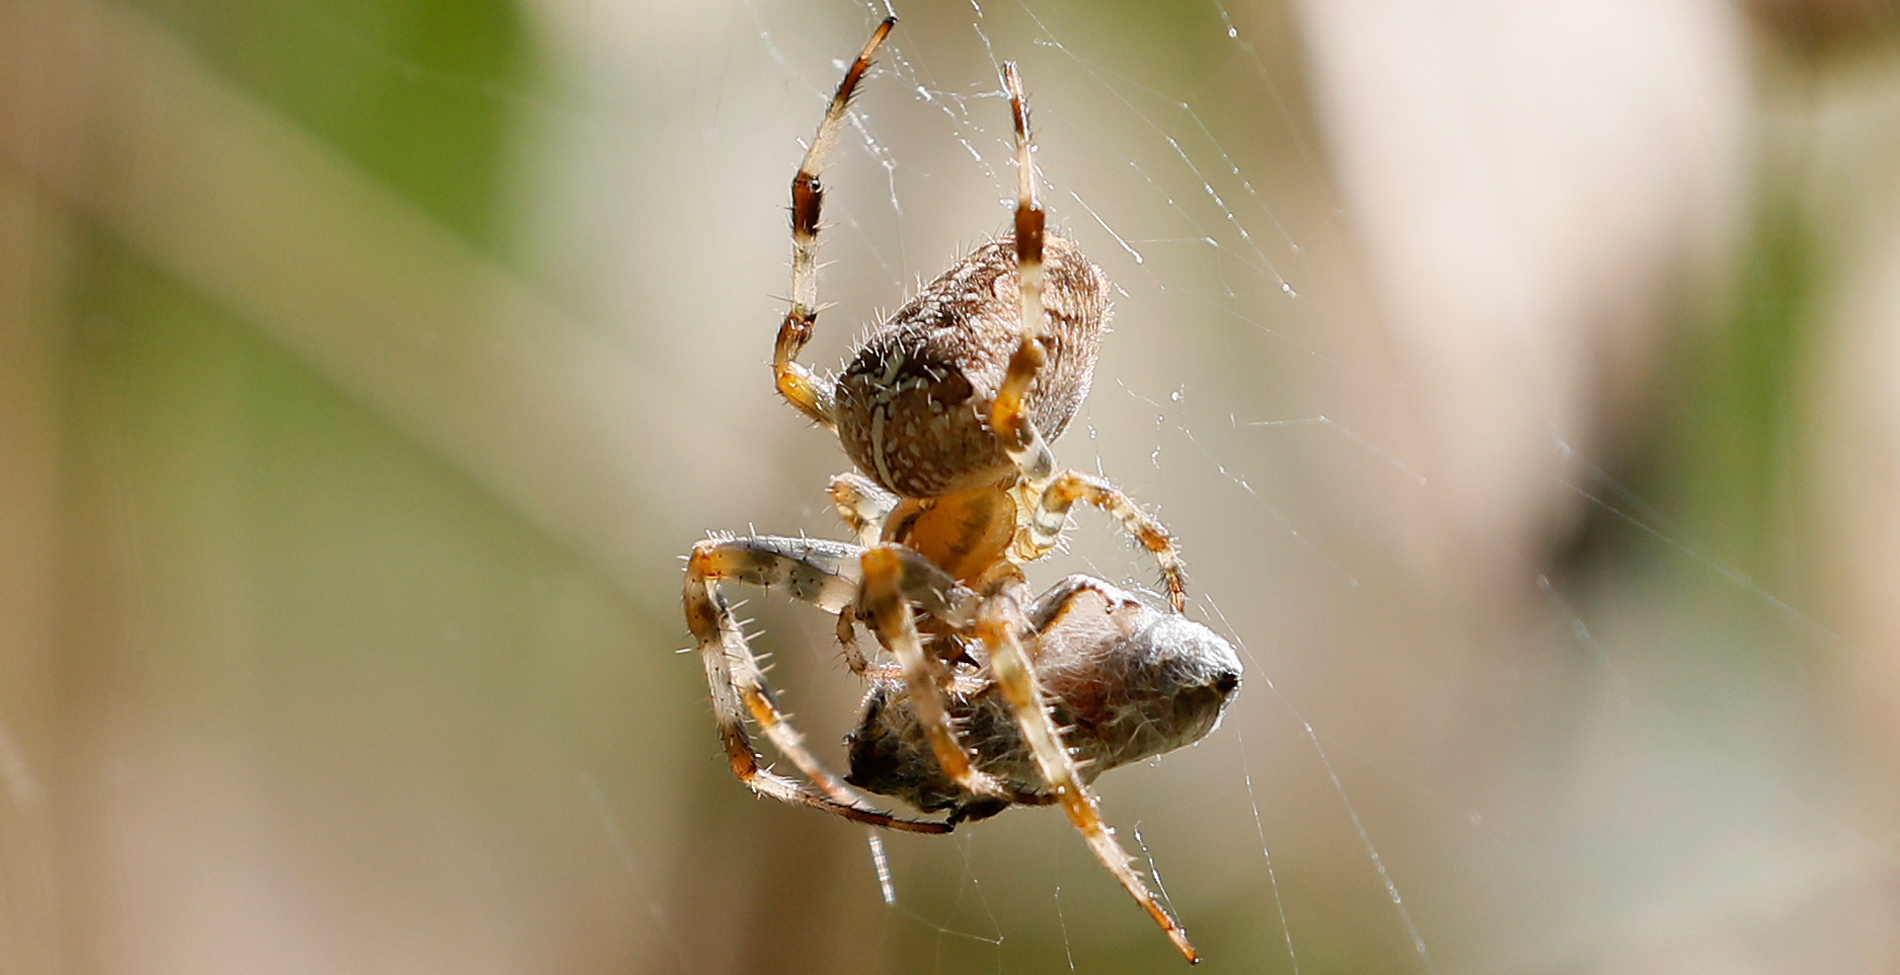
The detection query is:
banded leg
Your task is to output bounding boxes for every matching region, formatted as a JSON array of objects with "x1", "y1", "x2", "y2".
[
  {"x1": 774, "y1": 17, "x2": 898, "y2": 427},
  {"x1": 985, "y1": 65, "x2": 1188, "y2": 613},
  {"x1": 858, "y1": 546, "x2": 1035, "y2": 808},
  {"x1": 686, "y1": 536, "x2": 948, "y2": 833},
  {"x1": 988, "y1": 61, "x2": 1058, "y2": 488},
  {"x1": 1021, "y1": 471, "x2": 1187, "y2": 612},
  {"x1": 975, "y1": 595, "x2": 1199, "y2": 963}
]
